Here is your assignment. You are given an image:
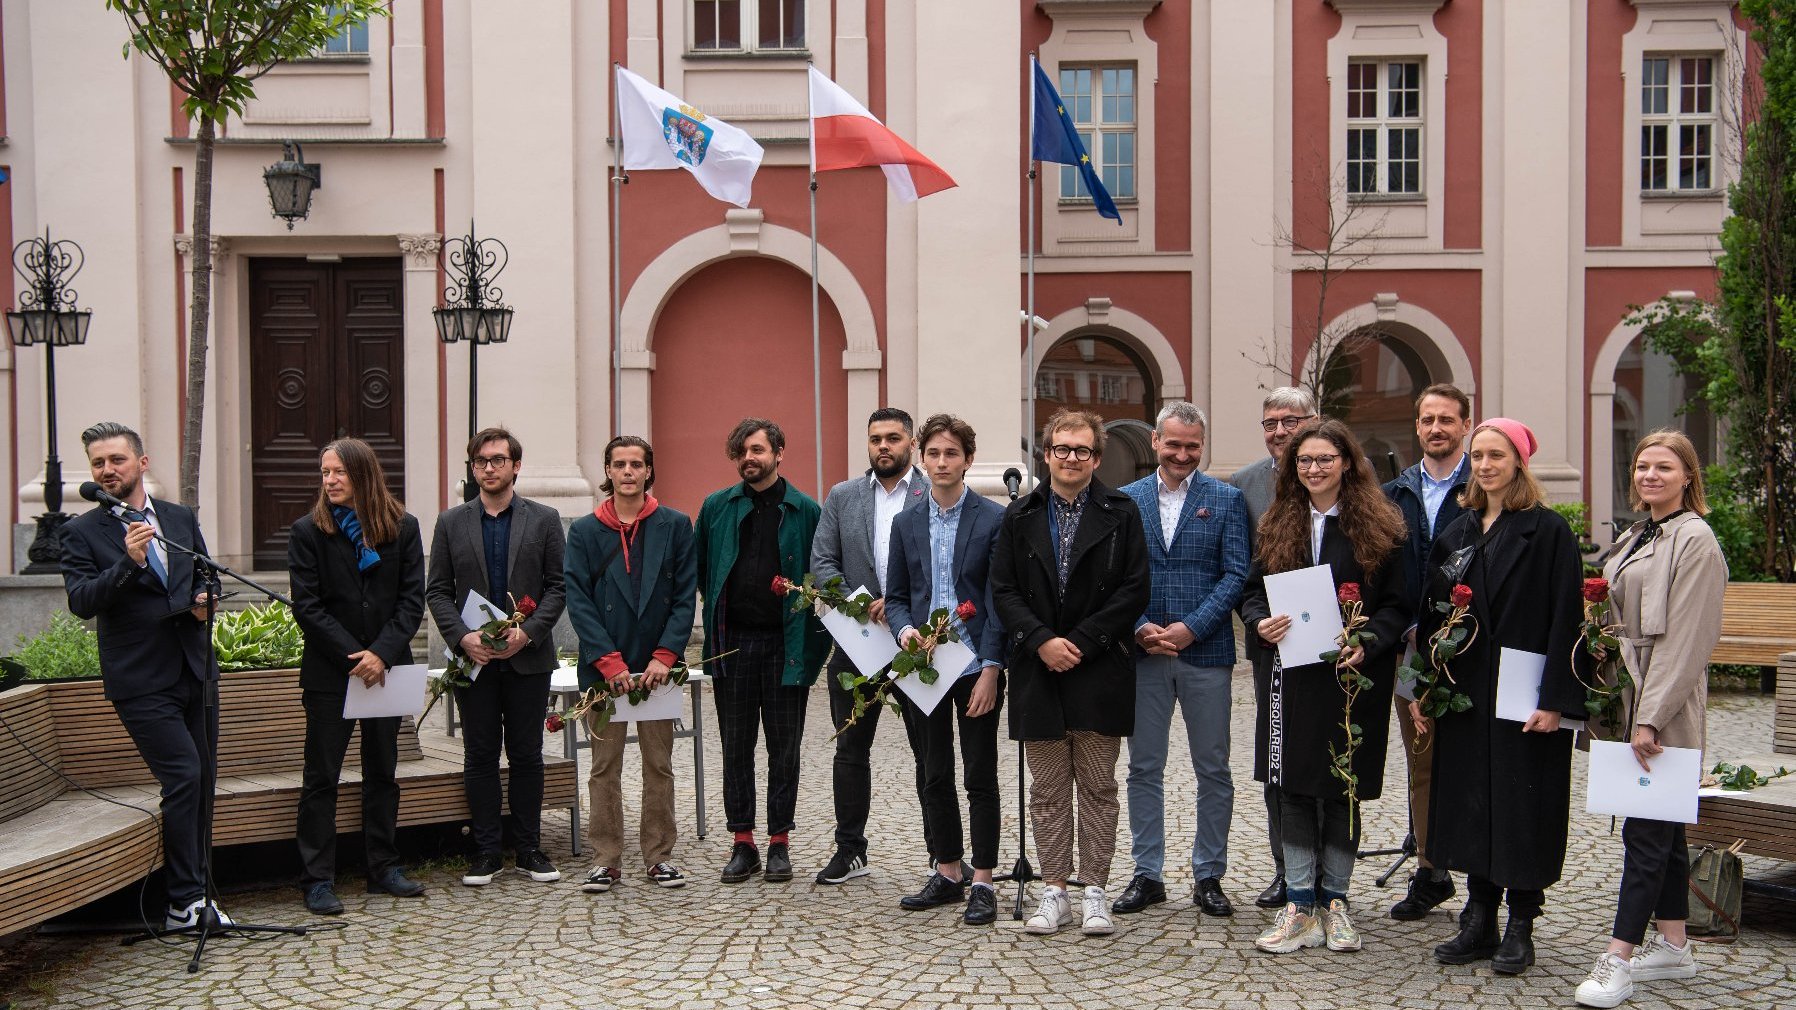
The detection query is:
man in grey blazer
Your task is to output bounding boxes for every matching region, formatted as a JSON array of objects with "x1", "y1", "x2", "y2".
[
  {"x1": 1225, "y1": 385, "x2": 1315, "y2": 911},
  {"x1": 809, "y1": 407, "x2": 931, "y2": 885},
  {"x1": 426, "y1": 427, "x2": 568, "y2": 888}
]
